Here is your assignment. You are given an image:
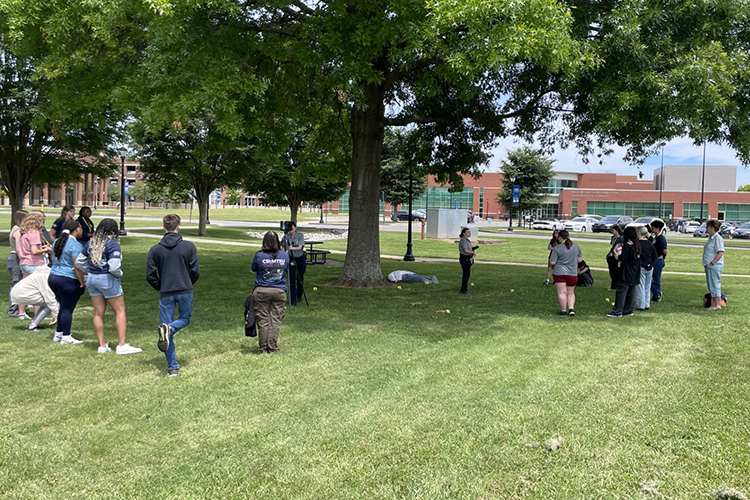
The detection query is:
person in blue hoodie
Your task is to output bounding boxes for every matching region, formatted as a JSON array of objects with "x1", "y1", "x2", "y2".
[{"x1": 146, "y1": 214, "x2": 200, "y2": 377}]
